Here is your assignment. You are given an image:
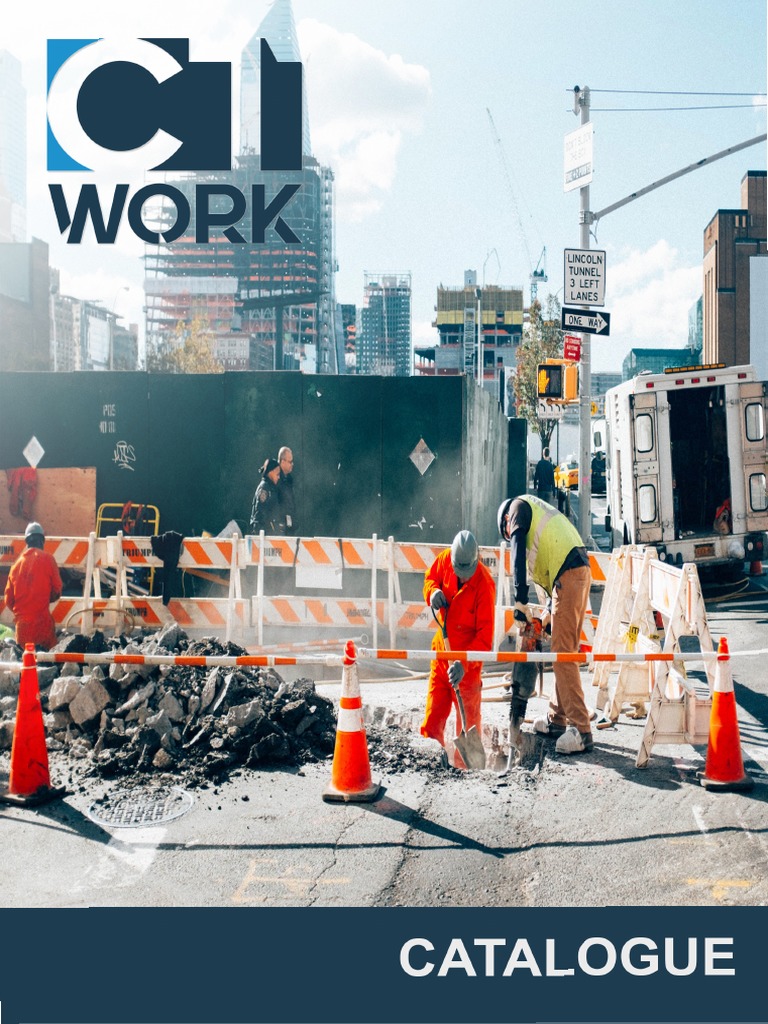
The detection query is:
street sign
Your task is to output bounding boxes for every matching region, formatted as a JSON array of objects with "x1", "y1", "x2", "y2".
[
  {"x1": 561, "y1": 307, "x2": 611, "y2": 336},
  {"x1": 563, "y1": 334, "x2": 581, "y2": 362},
  {"x1": 537, "y1": 401, "x2": 564, "y2": 420},
  {"x1": 564, "y1": 248, "x2": 606, "y2": 306},
  {"x1": 563, "y1": 122, "x2": 593, "y2": 193}
]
